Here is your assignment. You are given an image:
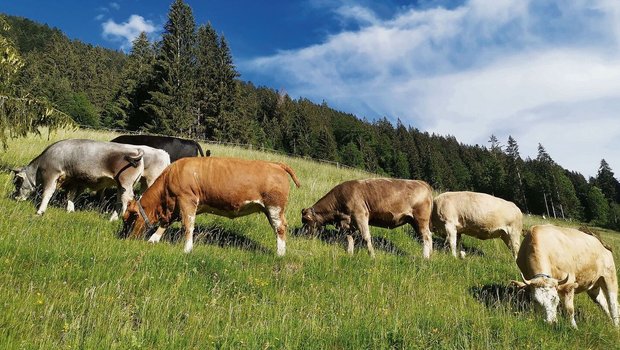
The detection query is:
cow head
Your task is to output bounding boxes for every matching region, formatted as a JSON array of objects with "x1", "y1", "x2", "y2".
[
  {"x1": 301, "y1": 207, "x2": 319, "y2": 235},
  {"x1": 120, "y1": 199, "x2": 146, "y2": 239},
  {"x1": 511, "y1": 273, "x2": 576, "y2": 324},
  {"x1": 11, "y1": 168, "x2": 35, "y2": 201}
]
